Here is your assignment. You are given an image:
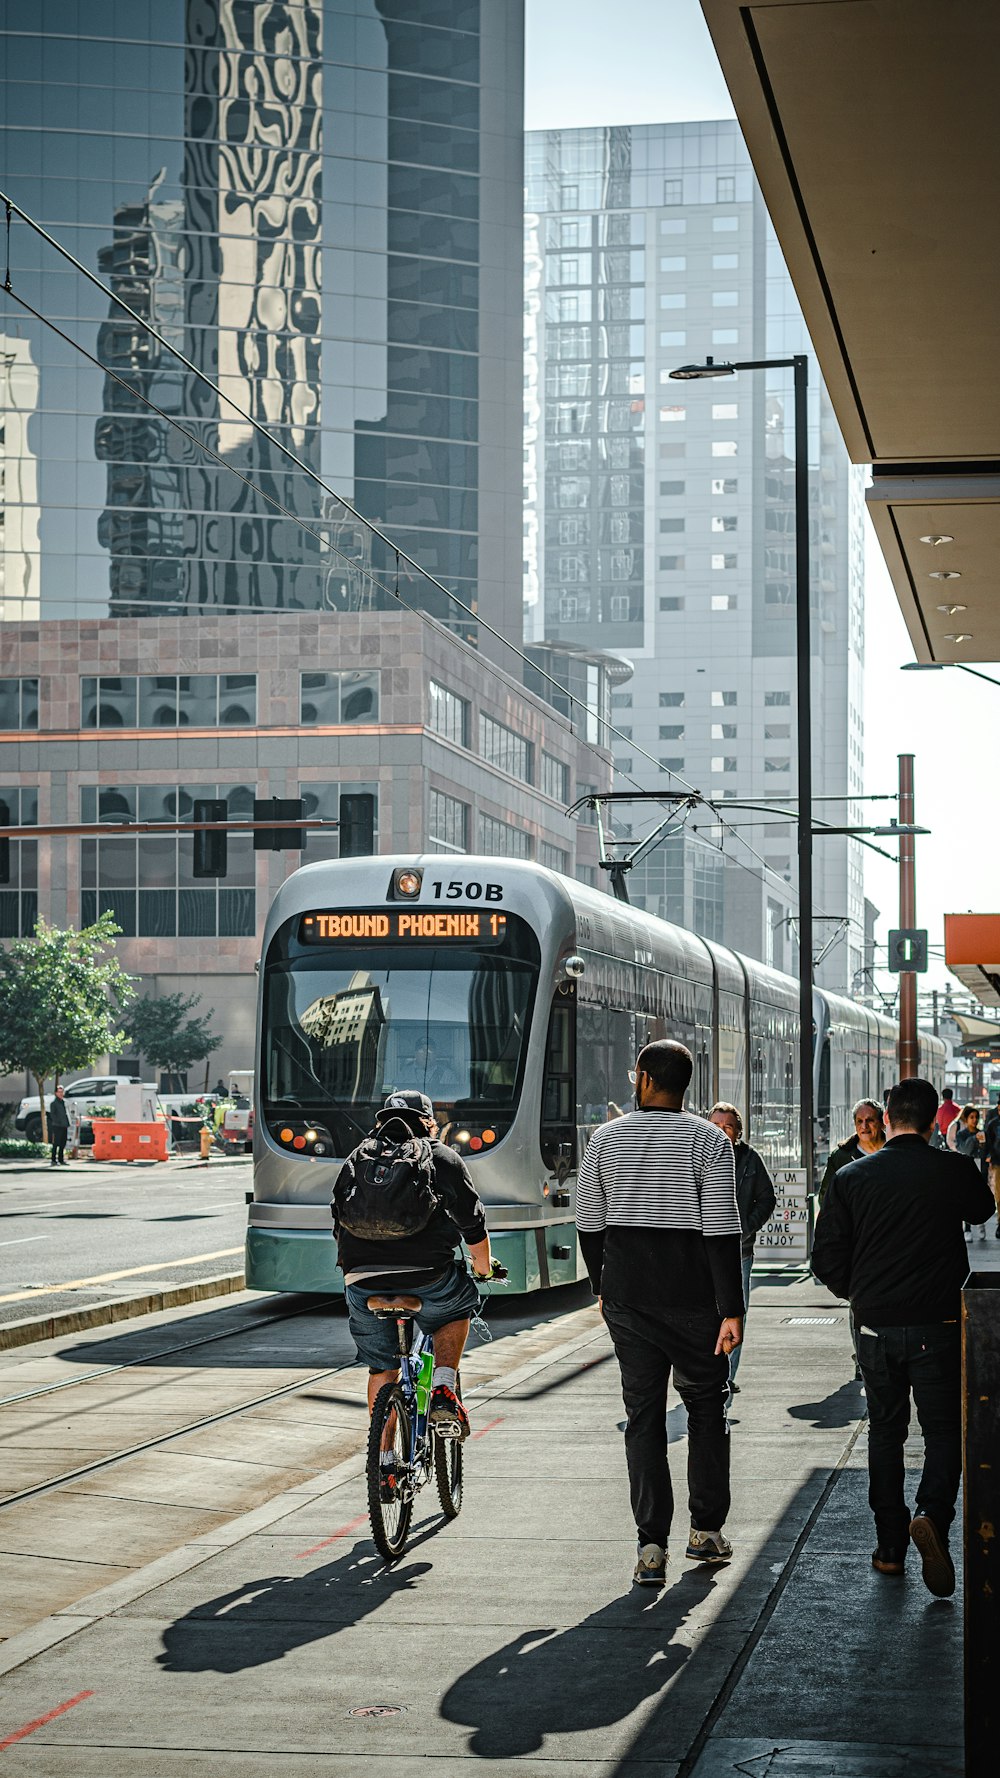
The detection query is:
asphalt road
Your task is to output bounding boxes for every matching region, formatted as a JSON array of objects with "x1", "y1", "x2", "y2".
[{"x1": 0, "y1": 1156, "x2": 255, "y2": 1325}]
